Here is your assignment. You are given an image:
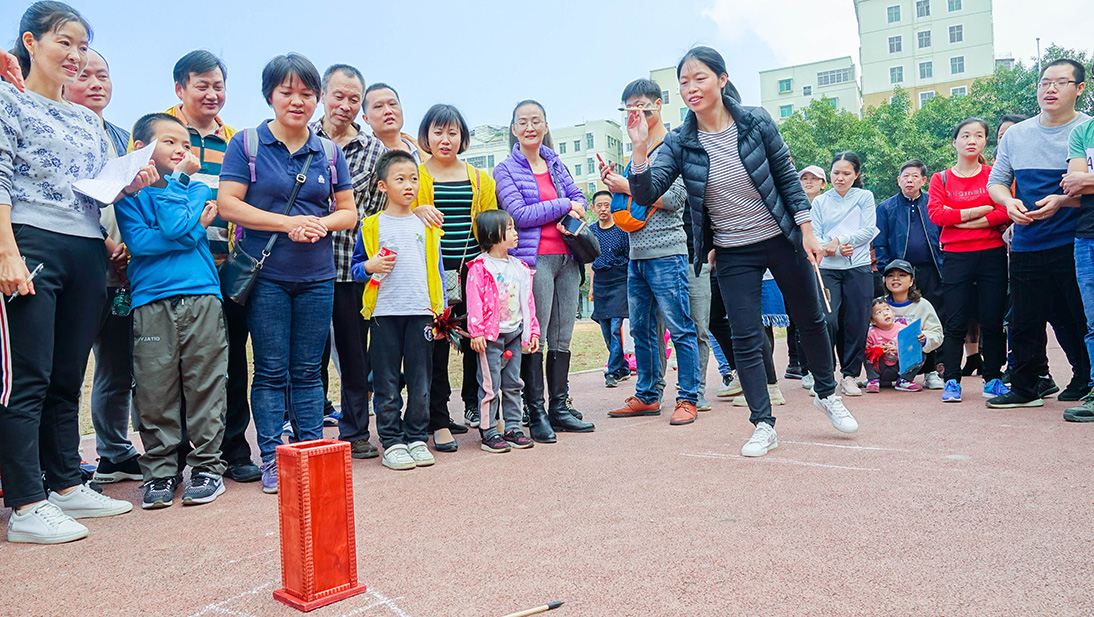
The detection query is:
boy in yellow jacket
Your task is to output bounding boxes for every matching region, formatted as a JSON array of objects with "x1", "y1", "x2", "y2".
[{"x1": 351, "y1": 150, "x2": 445, "y2": 471}]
